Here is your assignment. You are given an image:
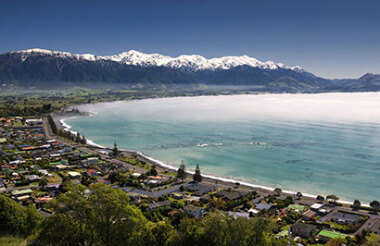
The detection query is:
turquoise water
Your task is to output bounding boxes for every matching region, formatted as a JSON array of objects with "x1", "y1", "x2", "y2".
[{"x1": 65, "y1": 93, "x2": 380, "y2": 203}]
